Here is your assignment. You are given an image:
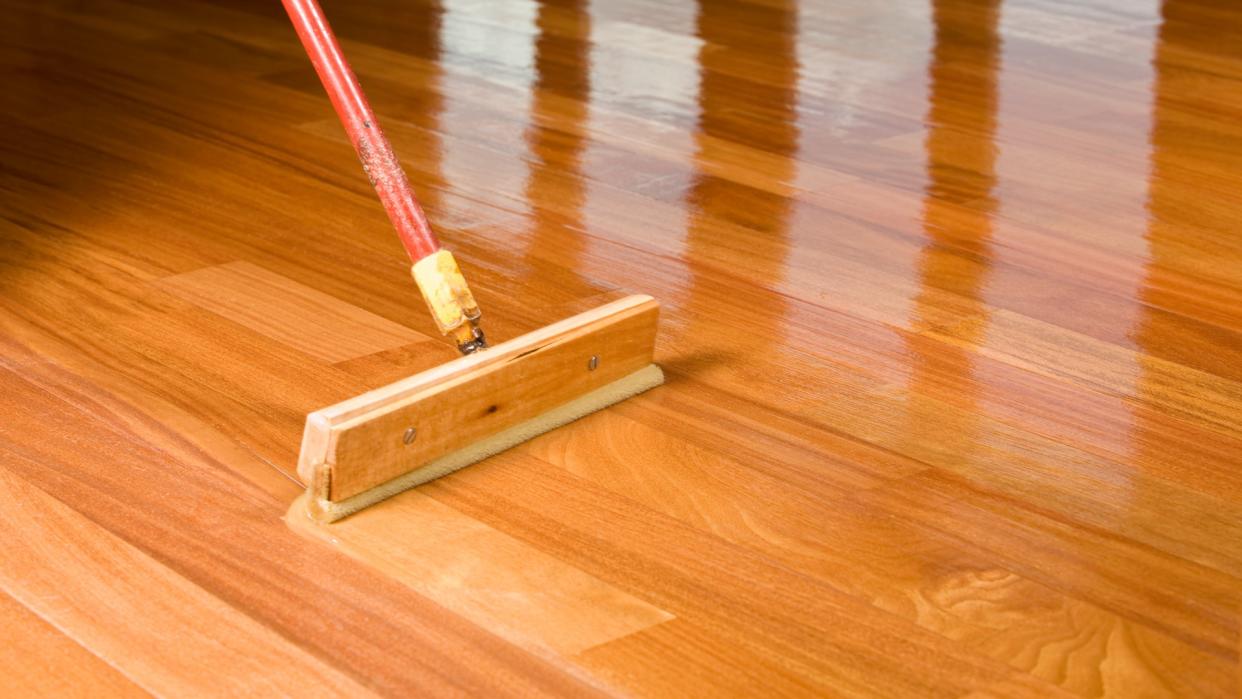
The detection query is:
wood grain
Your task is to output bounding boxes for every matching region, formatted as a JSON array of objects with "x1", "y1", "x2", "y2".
[
  {"x1": 287, "y1": 491, "x2": 674, "y2": 654},
  {"x1": 160, "y1": 260, "x2": 430, "y2": 363},
  {"x1": 1, "y1": 0, "x2": 1240, "y2": 695},
  {"x1": 0, "y1": 592, "x2": 149, "y2": 698},
  {"x1": 0, "y1": 463, "x2": 377, "y2": 698}
]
